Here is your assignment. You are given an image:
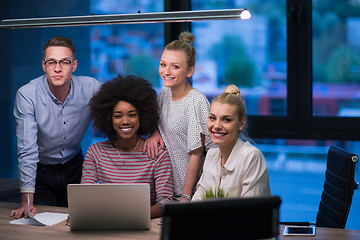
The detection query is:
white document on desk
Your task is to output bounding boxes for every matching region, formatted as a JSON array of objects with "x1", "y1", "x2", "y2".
[{"x1": 10, "y1": 210, "x2": 68, "y2": 226}]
